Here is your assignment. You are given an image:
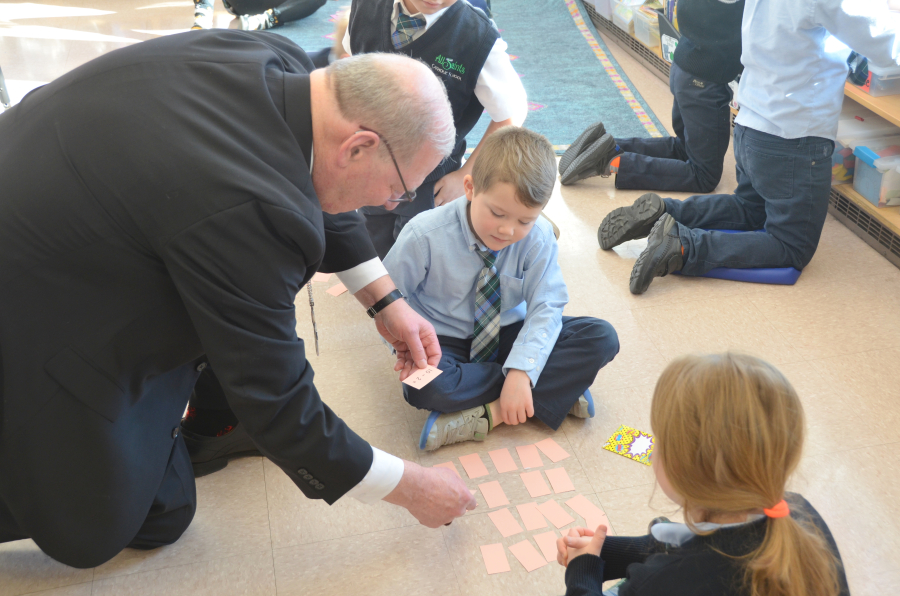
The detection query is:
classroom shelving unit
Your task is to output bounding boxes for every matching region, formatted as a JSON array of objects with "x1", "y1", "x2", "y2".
[{"x1": 583, "y1": 1, "x2": 900, "y2": 270}]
